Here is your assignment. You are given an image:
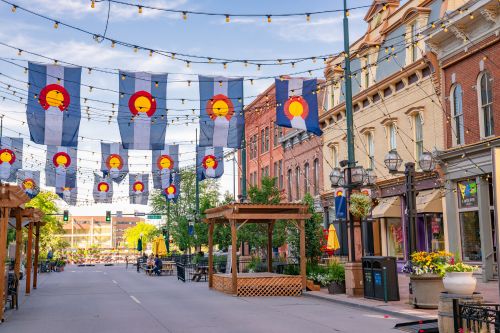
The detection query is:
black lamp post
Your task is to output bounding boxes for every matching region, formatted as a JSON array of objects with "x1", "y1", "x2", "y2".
[{"x1": 384, "y1": 150, "x2": 435, "y2": 258}]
